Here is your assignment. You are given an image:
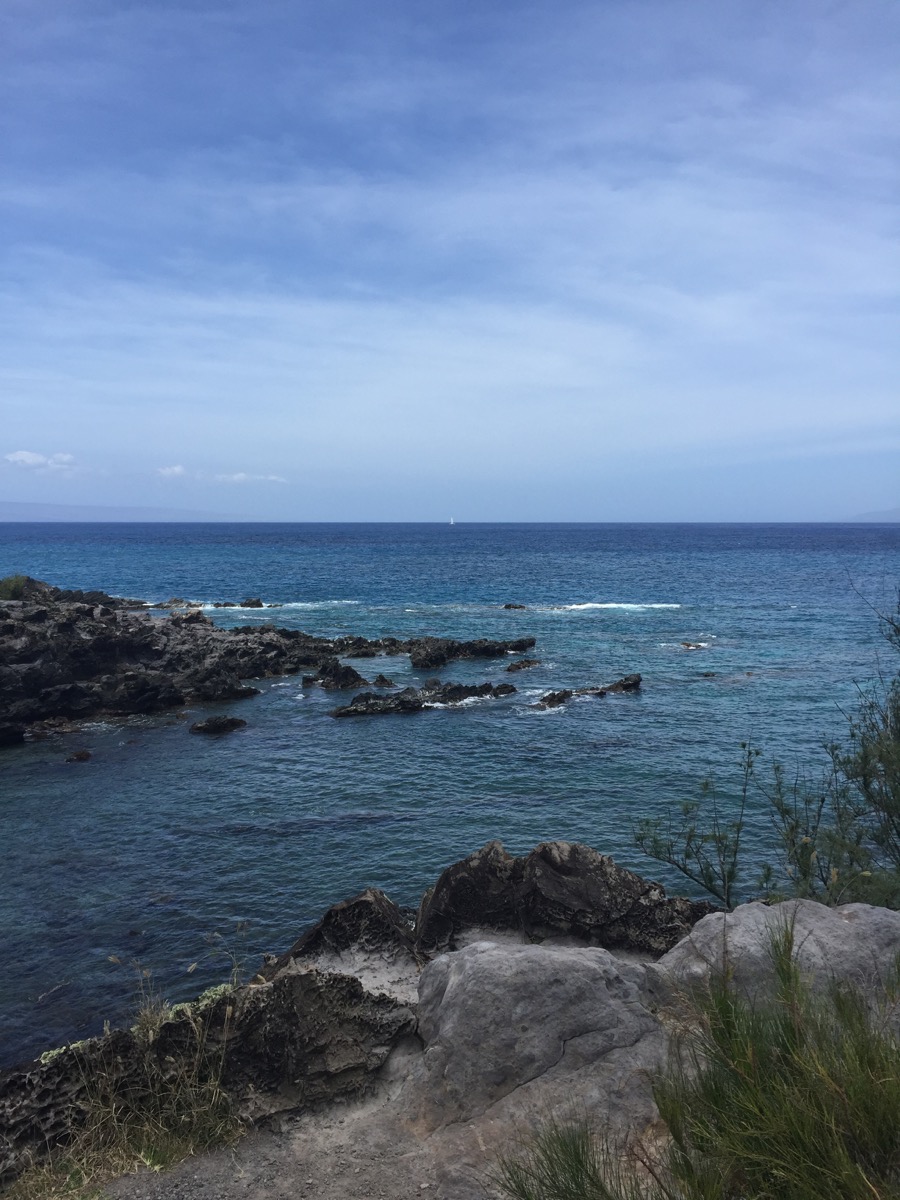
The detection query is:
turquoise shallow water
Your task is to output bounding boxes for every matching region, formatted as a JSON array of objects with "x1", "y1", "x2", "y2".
[{"x1": 1, "y1": 521, "x2": 899, "y2": 1067}]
